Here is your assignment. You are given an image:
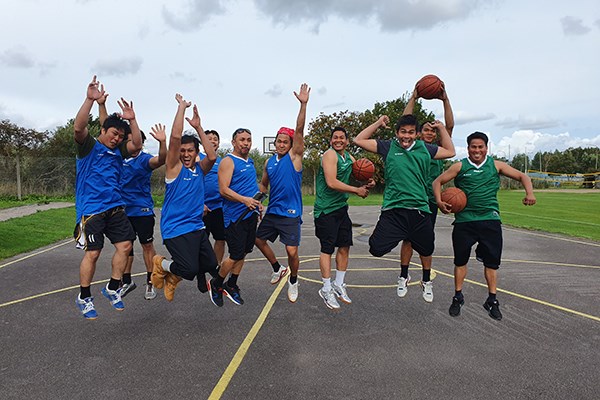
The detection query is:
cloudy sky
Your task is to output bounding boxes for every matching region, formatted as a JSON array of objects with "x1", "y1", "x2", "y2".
[{"x1": 1, "y1": 0, "x2": 599, "y2": 161}]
